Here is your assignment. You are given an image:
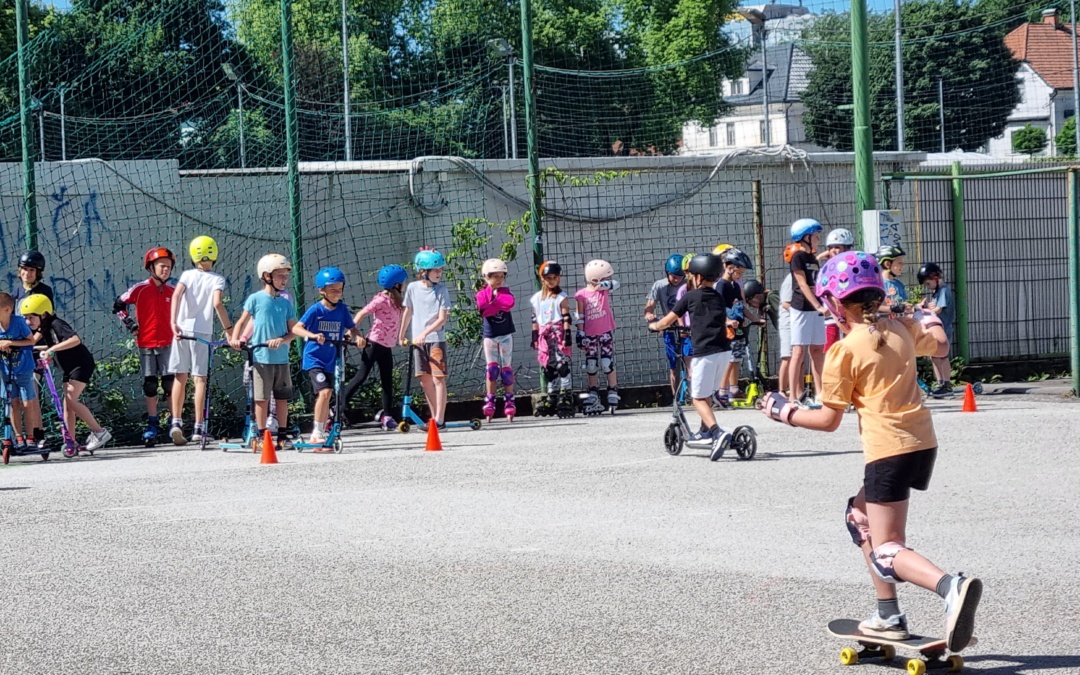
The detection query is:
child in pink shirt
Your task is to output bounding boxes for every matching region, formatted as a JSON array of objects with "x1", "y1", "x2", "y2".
[
  {"x1": 575, "y1": 259, "x2": 621, "y2": 412},
  {"x1": 475, "y1": 258, "x2": 517, "y2": 421},
  {"x1": 344, "y1": 264, "x2": 407, "y2": 430}
]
